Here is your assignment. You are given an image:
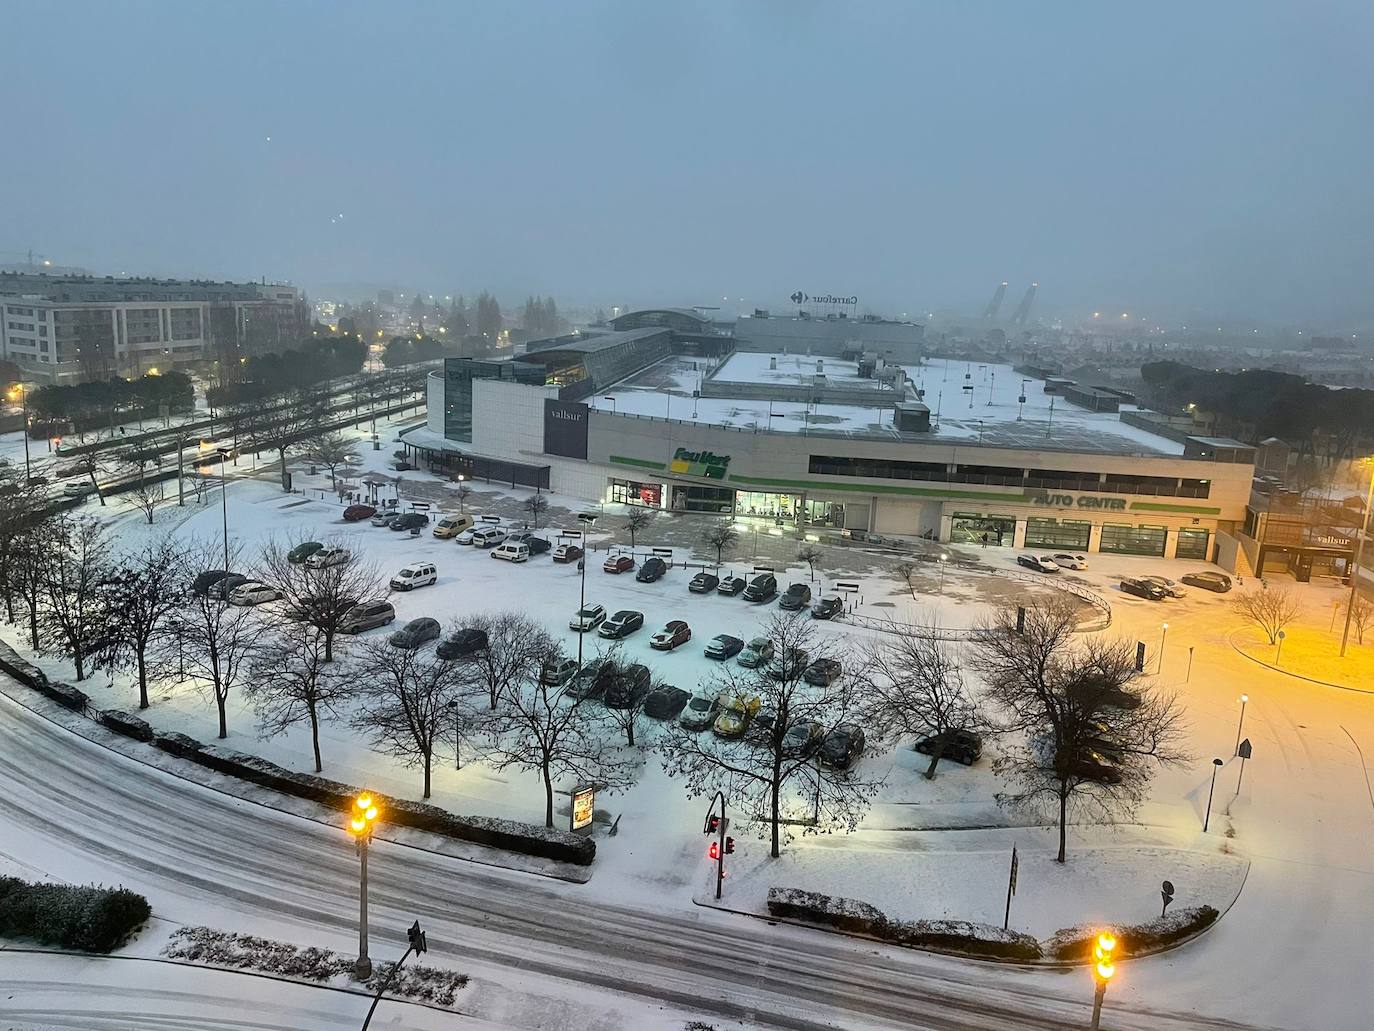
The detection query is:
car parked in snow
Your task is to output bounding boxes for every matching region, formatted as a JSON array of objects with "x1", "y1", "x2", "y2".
[
  {"x1": 636, "y1": 557, "x2": 668, "y2": 583},
  {"x1": 803, "y1": 657, "x2": 843, "y2": 686},
  {"x1": 437, "y1": 627, "x2": 488, "y2": 660},
  {"x1": 338, "y1": 600, "x2": 395, "y2": 634},
  {"x1": 704, "y1": 634, "x2": 744, "y2": 660},
  {"x1": 506, "y1": 532, "x2": 551, "y2": 555},
  {"x1": 604, "y1": 664, "x2": 652, "y2": 708},
  {"x1": 1119, "y1": 577, "x2": 1167, "y2": 601},
  {"x1": 782, "y1": 720, "x2": 823, "y2": 757},
  {"x1": 229, "y1": 581, "x2": 279, "y2": 606},
  {"x1": 1016, "y1": 554, "x2": 1061, "y2": 573},
  {"x1": 689, "y1": 572, "x2": 720, "y2": 594},
  {"x1": 371, "y1": 511, "x2": 396, "y2": 527},
  {"x1": 569, "y1": 604, "x2": 607, "y2": 632},
  {"x1": 471, "y1": 527, "x2": 508, "y2": 549},
  {"x1": 1139, "y1": 575, "x2": 1187, "y2": 599},
  {"x1": 737, "y1": 637, "x2": 775, "y2": 668},
  {"x1": 649, "y1": 620, "x2": 692, "y2": 651},
  {"x1": 433, "y1": 515, "x2": 474, "y2": 539},
  {"x1": 191, "y1": 570, "x2": 230, "y2": 597},
  {"x1": 540, "y1": 655, "x2": 579, "y2": 686},
  {"x1": 820, "y1": 725, "x2": 865, "y2": 769},
  {"x1": 678, "y1": 692, "x2": 721, "y2": 732},
  {"x1": 712, "y1": 694, "x2": 761, "y2": 738},
  {"x1": 643, "y1": 684, "x2": 691, "y2": 720},
  {"x1": 390, "y1": 513, "x2": 430, "y2": 532},
  {"x1": 343, "y1": 504, "x2": 377, "y2": 522},
  {"x1": 389, "y1": 563, "x2": 437, "y2": 590},
  {"x1": 490, "y1": 541, "x2": 530, "y2": 563},
  {"x1": 598, "y1": 609, "x2": 644, "y2": 639},
  {"x1": 287, "y1": 541, "x2": 325, "y2": 564},
  {"x1": 552, "y1": 543, "x2": 584, "y2": 563},
  {"x1": 1052, "y1": 553, "x2": 1089, "y2": 570},
  {"x1": 914, "y1": 729, "x2": 983, "y2": 766},
  {"x1": 566, "y1": 659, "x2": 614, "y2": 700},
  {"x1": 811, "y1": 597, "x2": 844, "y2": 620},
  {"x1": 306, "y1": 547, "x2": 351, "y2": 569},
  {"x1": 716, "y1": 575, "x2": 746, "y2": 596},
  {"x1": 1180, "y1": 571, "x2": 1233, "y2": 593},
  {"x1": 389, "y1": 617, "x2": 441, "y2": 650},
  {"x1": 743, "y1": 573, "x2": 778, "y2": 602},
  {"x1": 603, "y1": 554, "x2": 635, "y2": 574},
  {"x1": 206, "y1": 573, "x2": 249, "y2": 600},
  {"x1": 769, "y1": 647, "x2": 810, "y2": 681}
]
